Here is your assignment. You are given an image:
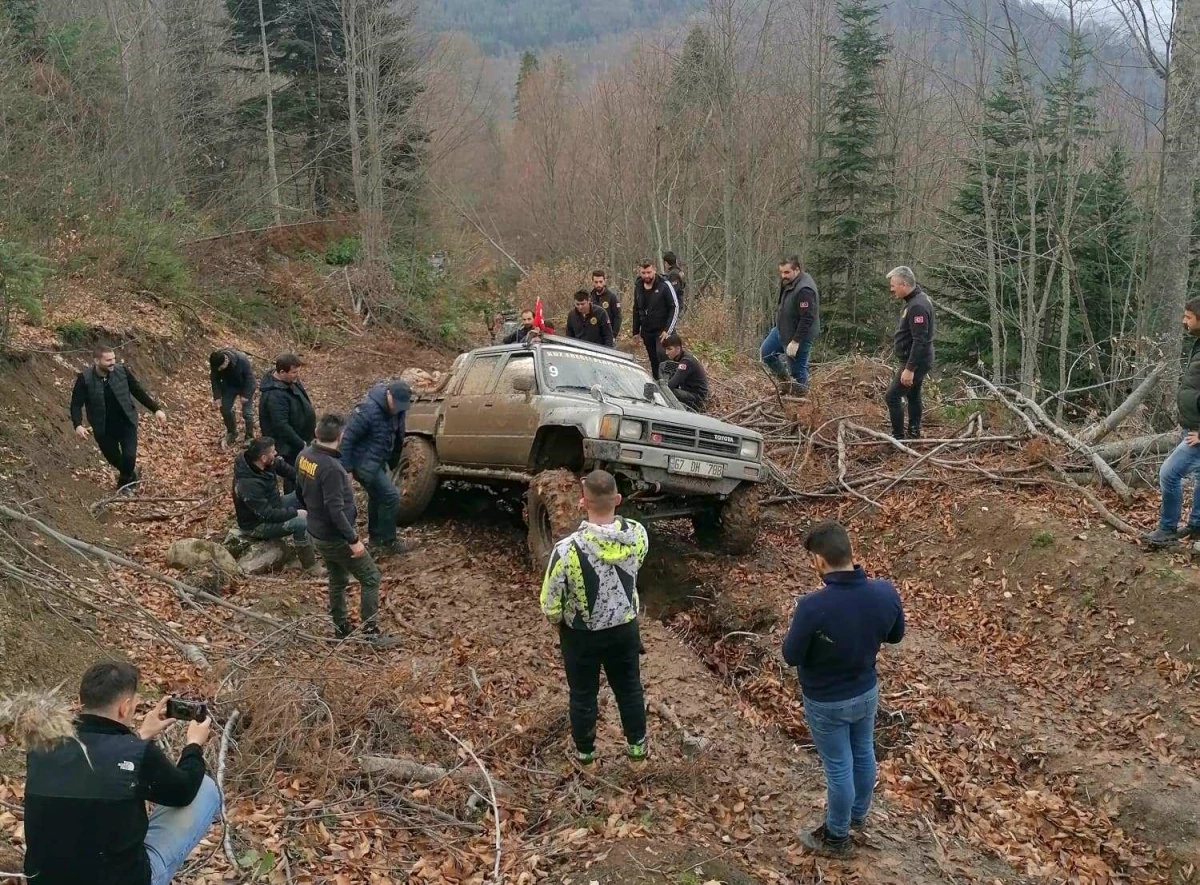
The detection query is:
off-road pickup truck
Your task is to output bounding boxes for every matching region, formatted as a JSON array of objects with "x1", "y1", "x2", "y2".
[{"x1": 392, "y1": 335, "x2": 767, "y2": 565}]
